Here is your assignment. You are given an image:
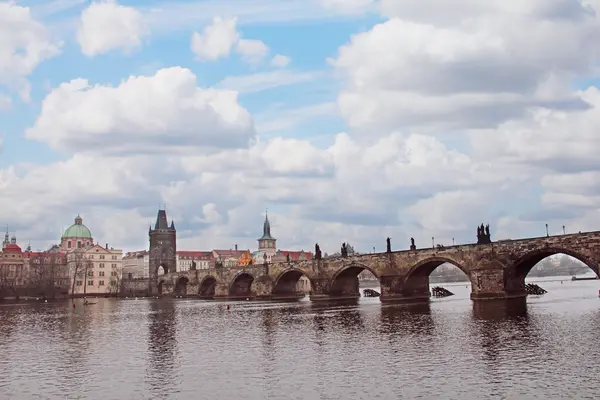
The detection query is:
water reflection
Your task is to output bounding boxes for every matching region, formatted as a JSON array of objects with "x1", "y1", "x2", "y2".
[
  {"x1": 2, "y1": 281, "x2": 600, "y2": 400},
  {"x1": 0, "y1": 306, "x2": 17, "y2": 340},
  {"x1": 145, "y1": 300, "x2": 178, "y2": 399},
  {"x1": 472, "y1": 298, "x2": 529, "y2": 322},
  {"x1": 380, "y1": 302, "x2": 434, "y2": 337}
]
